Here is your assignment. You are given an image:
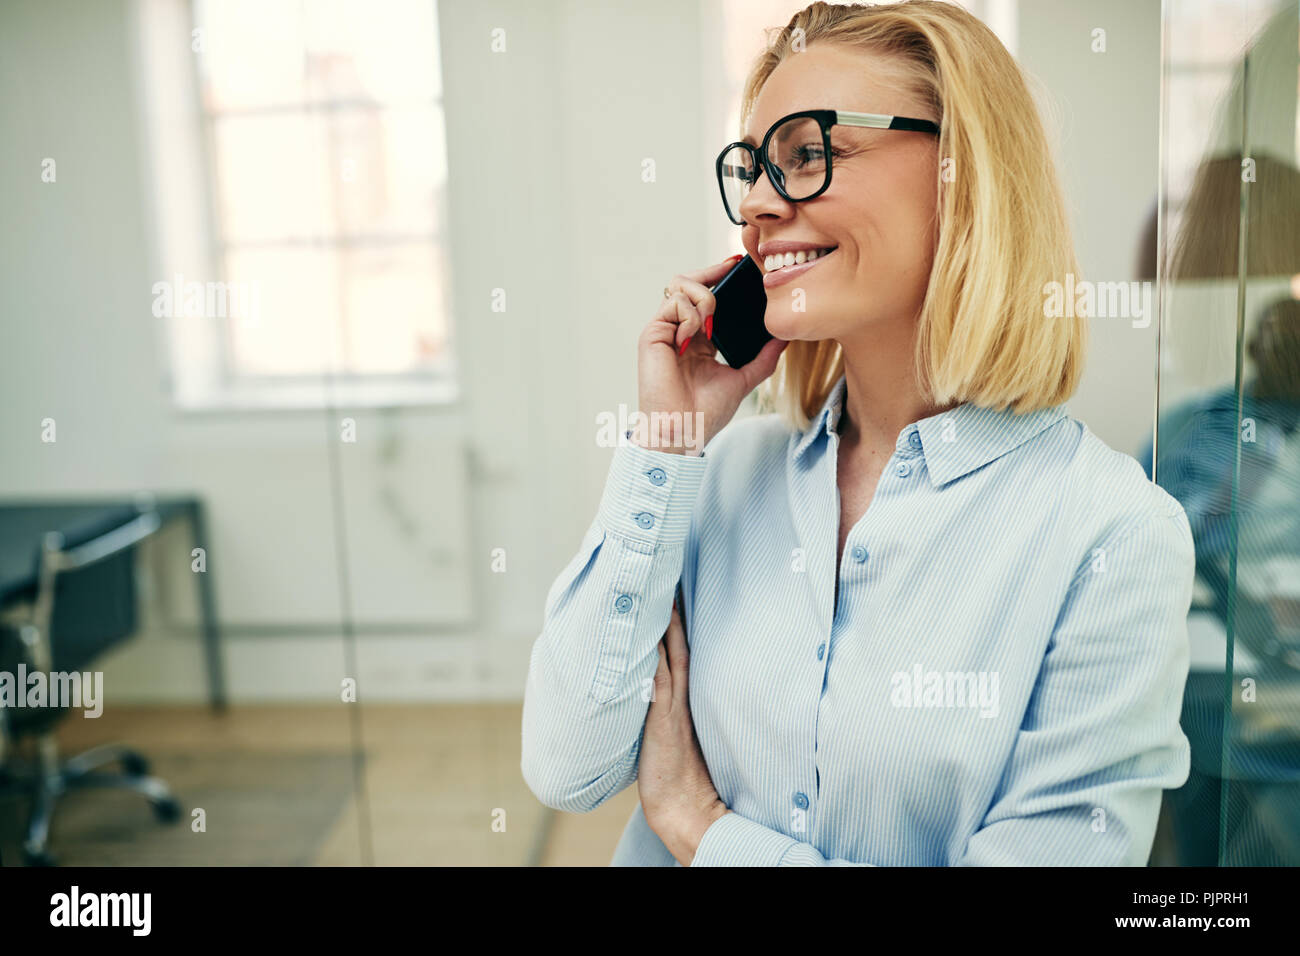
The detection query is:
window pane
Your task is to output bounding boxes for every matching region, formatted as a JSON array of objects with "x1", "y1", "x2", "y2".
[
  {"x1": 212, "y1": 106, "x2": 444, "y2": 243},
  {"x1": 212, "y1": 114, "x2": 333, "y2": 242},
  {"x1": 195, "y1": 0, "x2": 442, "y2": 111},
  {"x1": 333, "y1": 105, "x2": 447, "y2": 236},
  {"x1": 194, "y1": 0, "x2": 308, "y2": 111},
  {"x1": 191, "y1": 0, "x2": 452, "y2": 393},
  {"x1": 303, "y1": 0, "x2": 443, "y2": 103},
  {"x1": 225, "y1": 248, "x2": 344, "y2": 376},
  {"x1": 341, "y1": 243, "x2": 449, "y2": 374}
]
